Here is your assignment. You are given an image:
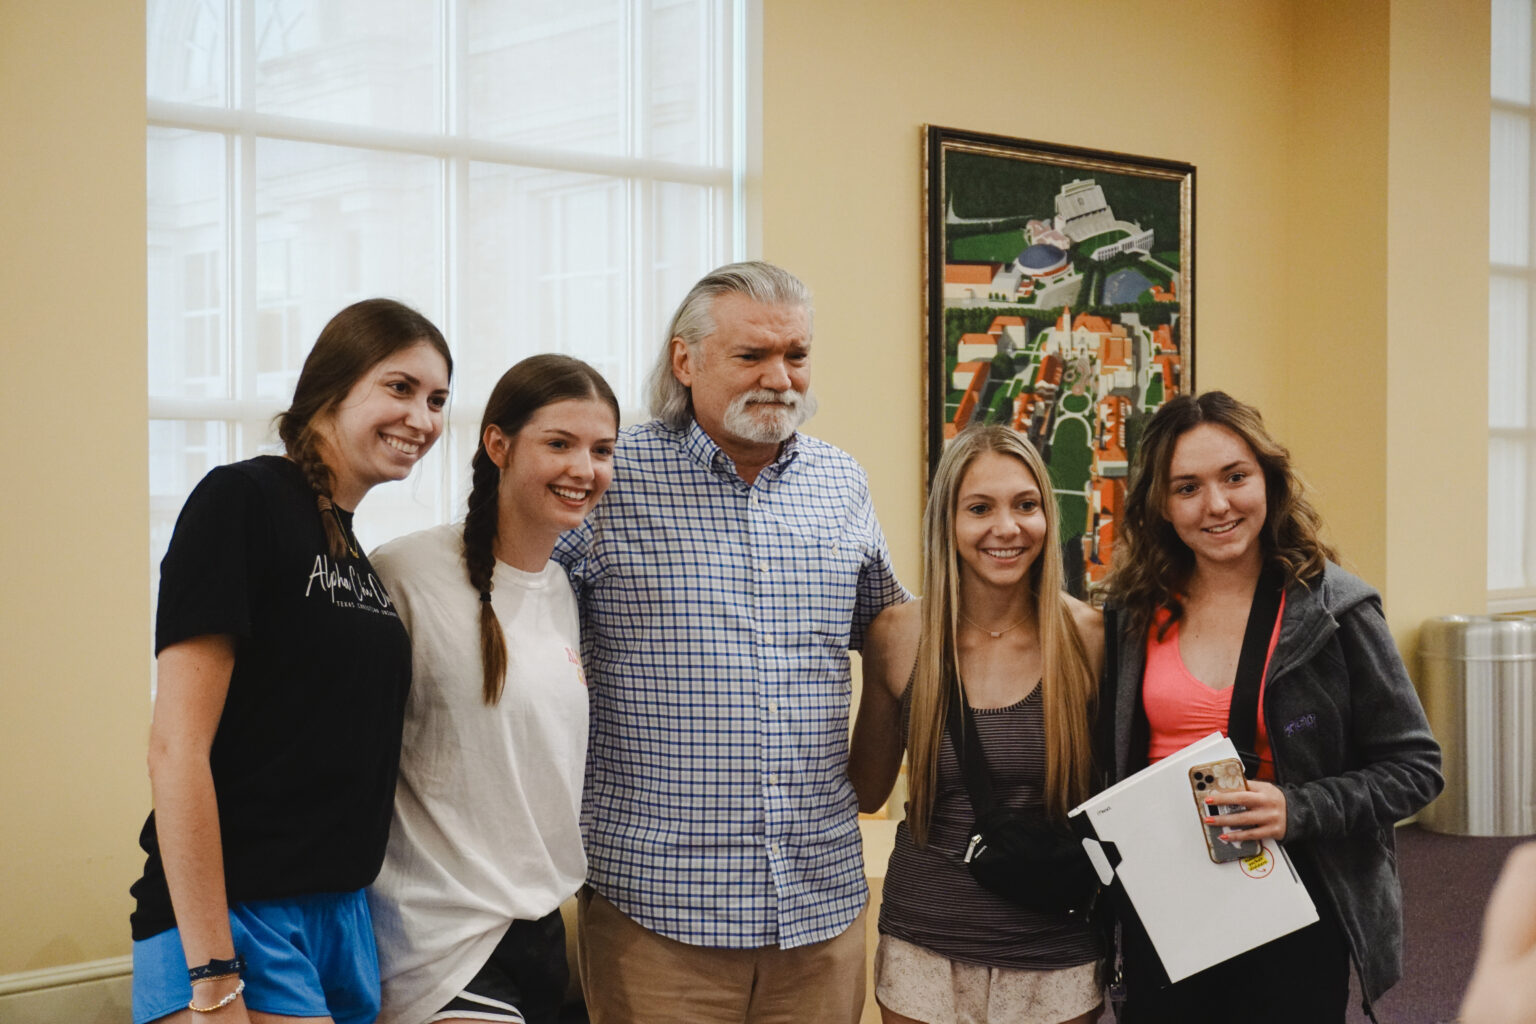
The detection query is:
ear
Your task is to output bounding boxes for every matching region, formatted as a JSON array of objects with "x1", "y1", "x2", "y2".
[
  {"x1": 483, "y1": 423, "x2": 512, "y2": 469},
  {"x1": 670, "y1": 337, "x2": 695, "y2": 387}
]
